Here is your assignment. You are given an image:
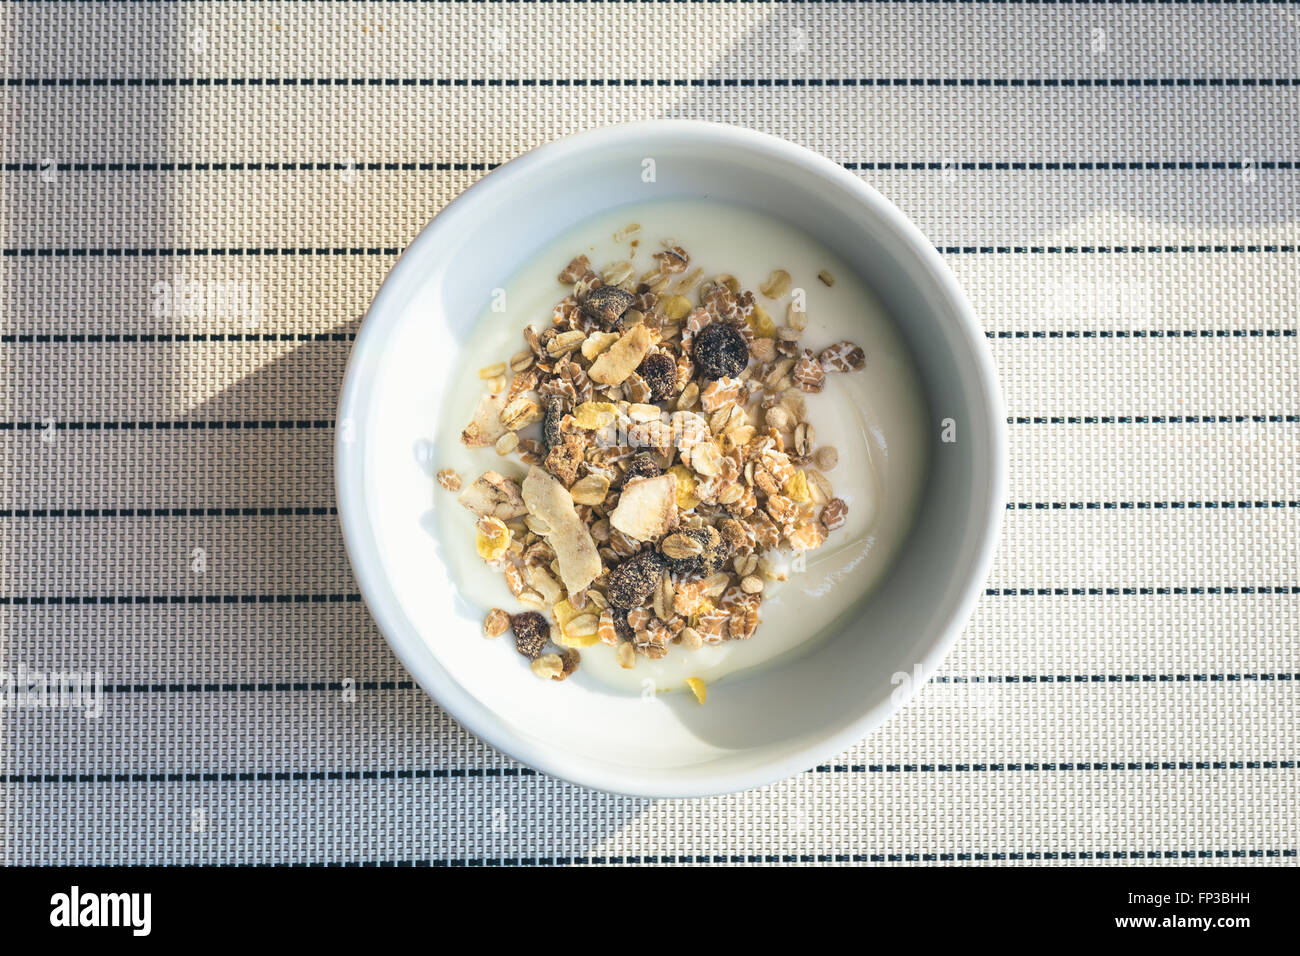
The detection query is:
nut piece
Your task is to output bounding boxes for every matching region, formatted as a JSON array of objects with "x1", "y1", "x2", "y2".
[
  {"x1": 436, "y1": 468, "x2": 462, "y2": 492},
  {"x1": 512, "y1": 611, "x2": 550, "y2": 659},
  {"x1": 740, "y1": 574, "x2": 765, "y2": 594},
  {"x1": 531, "y1": 653, "x2": 564, "y2": 680},
  {"x1": 822, "y1": 497, "x2": 849, "y2": 531},
  {"x1": 458, "y1": 471, "x2": 528, "y2": 520},
  {"x1": 609, "y1": 473, "x2": 678, "y2": 542},
  {"x1": 521, "y1": 466, "x2": 603, "y2": 593},
  {"x1": 588, "y1": 324, "x2": 653, "y2": 386},
  {"x1": 483, "y1": 608, "x2": 510, "y2": 638},
  {"x1": 813, "y1": 446, "x2": 839, "y2": 471}
]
